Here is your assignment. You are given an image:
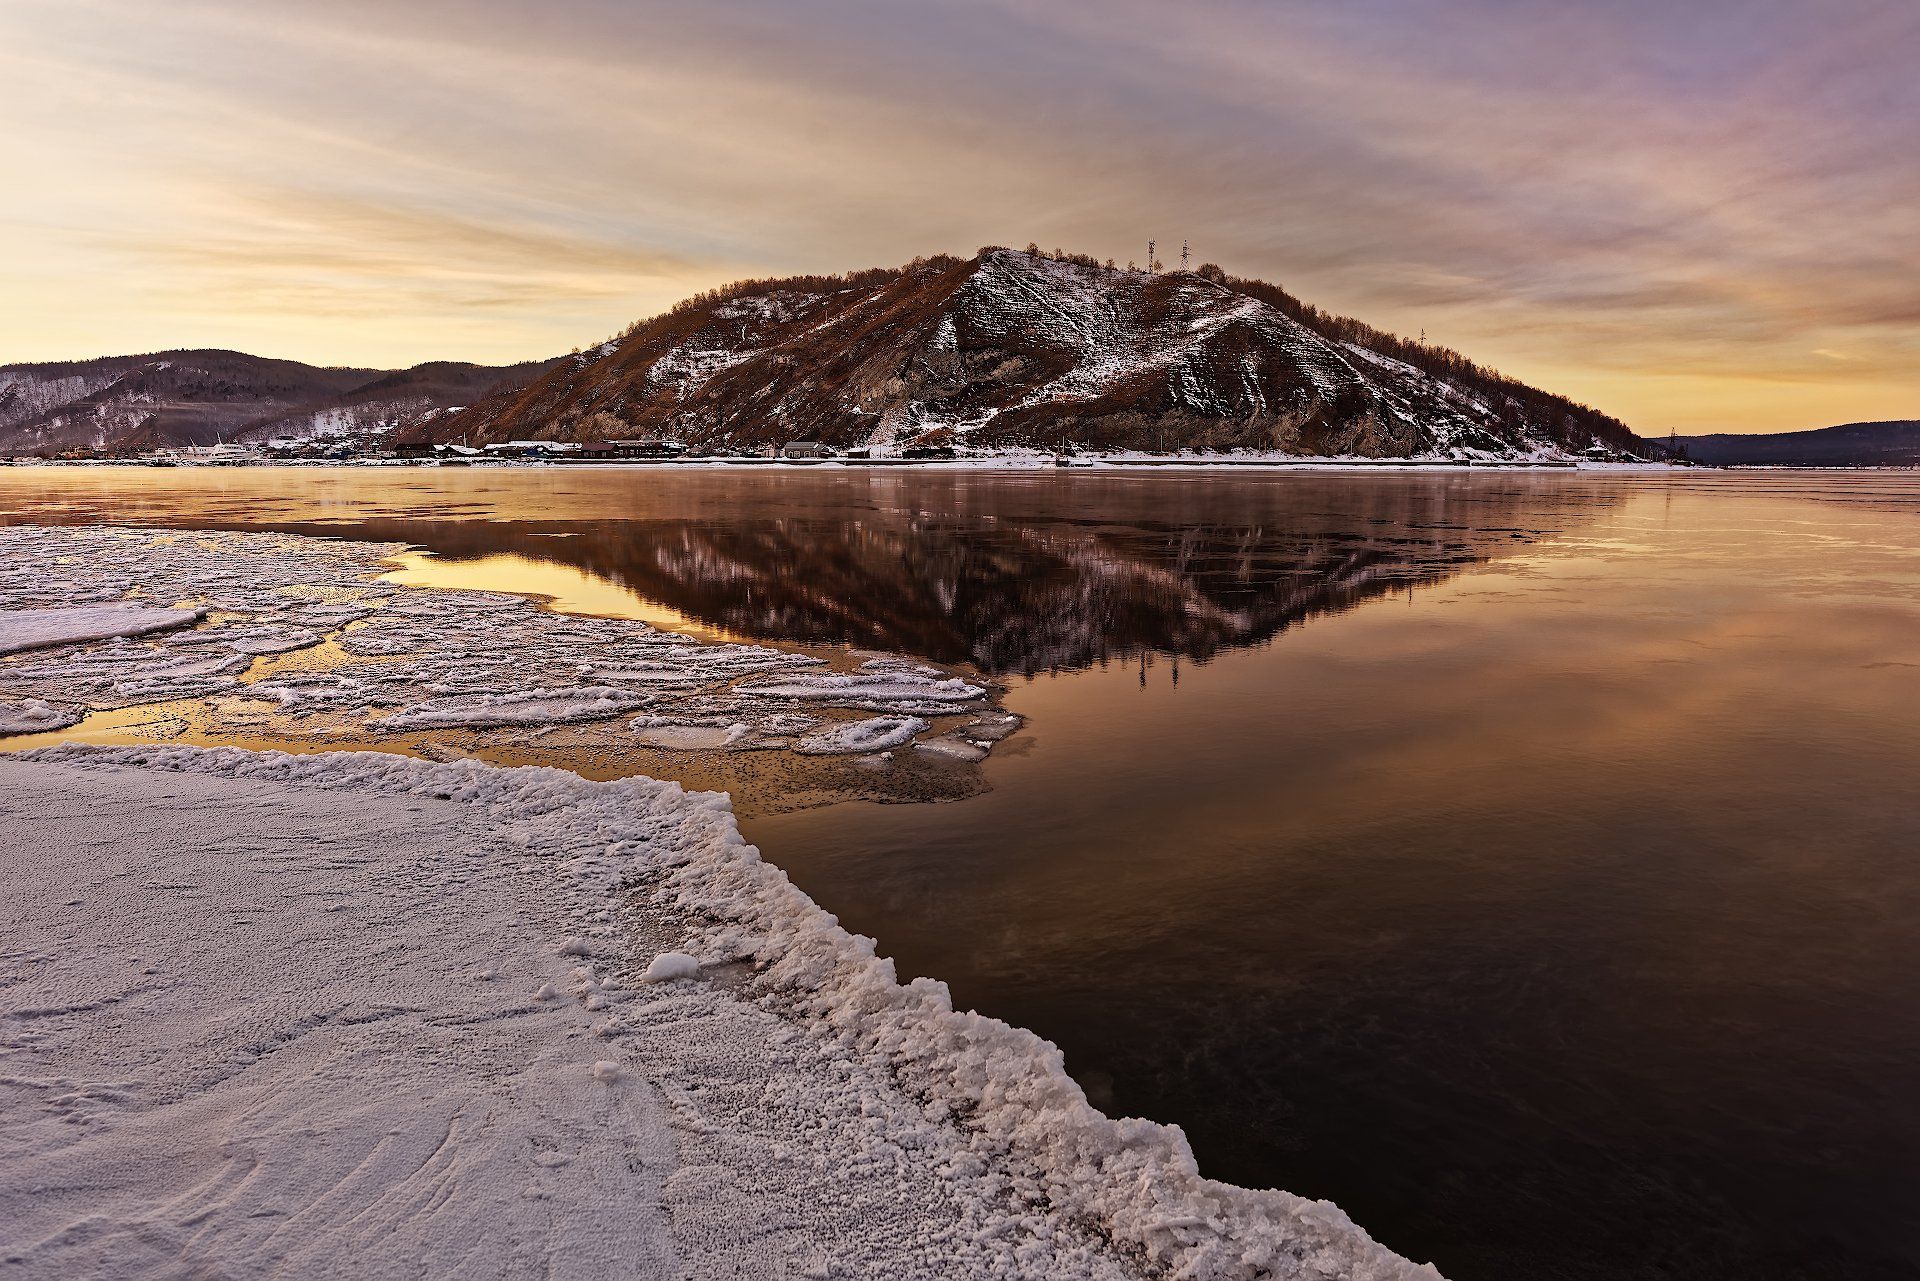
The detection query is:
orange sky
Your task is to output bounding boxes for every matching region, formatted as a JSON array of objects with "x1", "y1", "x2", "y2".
[{"x1": 2, "y1": 0, "x2": 1914, "y2": 434}]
